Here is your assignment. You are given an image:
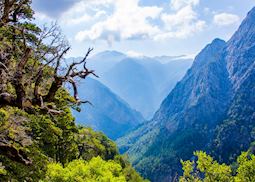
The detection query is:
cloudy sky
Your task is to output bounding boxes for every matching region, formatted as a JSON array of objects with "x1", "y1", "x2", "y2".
[{"x1": 32, "y1": 0, "x2": 255, "y2": 58}]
